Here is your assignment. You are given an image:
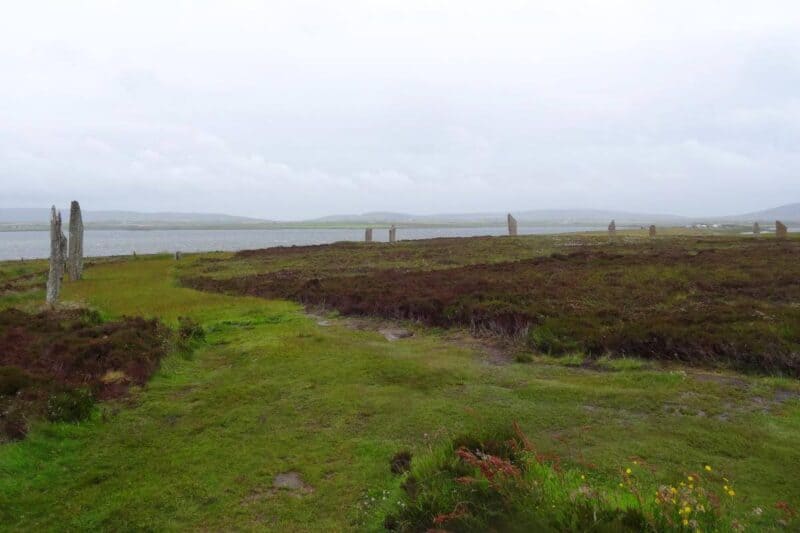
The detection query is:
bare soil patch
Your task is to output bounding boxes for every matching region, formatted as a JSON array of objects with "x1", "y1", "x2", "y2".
[{"x1": 272, "y1": 471, "x2": 314, "y2": 496}]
